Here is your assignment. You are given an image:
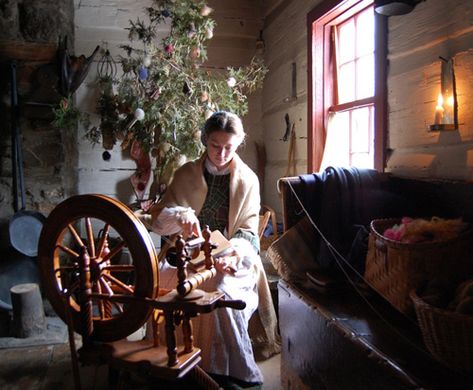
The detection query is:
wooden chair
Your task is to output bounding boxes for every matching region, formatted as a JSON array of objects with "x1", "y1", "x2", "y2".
[{"x1": 259, "y1": 204, "x2": 277, "y2": 240}]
